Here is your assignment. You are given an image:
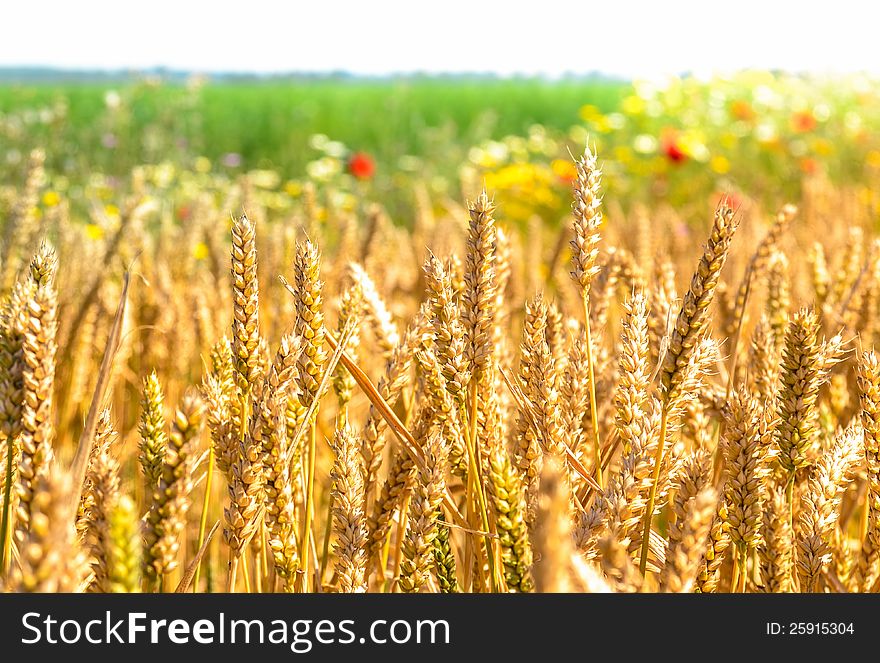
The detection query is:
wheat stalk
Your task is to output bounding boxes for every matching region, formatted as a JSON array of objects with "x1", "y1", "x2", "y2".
[
  {"x1": 14, "y1": 244, "x2": 59, "y2": 544},
  {"x1": 758, "y1": 487, "x2": 794, "y2": 593},
  {"x1": 795, "y1": 424, "x2": 861, "y2": 592},
  {"x1": 9, "y1": 469, "x2": 88, "y2": 592},
  {"x1": 399, "y1": 433, "x2": 447, "y2": 593},
  {"x1": 639, "y1": 203, "x2": 739, "y2": 574},
  {"x1": 145, "y1": 390, "x2": 203, "y2": 590},
  {"x1": 330, "y1": 425, "x2": 368, "y2": 593},
  {"x1": 569, "y1": 145, "x2": 604, "y2": 486},
  {"x1": 138, "y1": 370, "x2": 168, "y2": 497},
  {"x1": 81, "y1": 410, "x2": 121, "y2": 593}
]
